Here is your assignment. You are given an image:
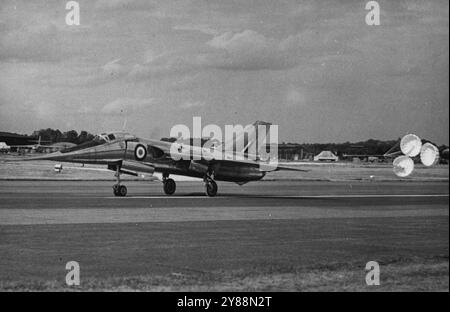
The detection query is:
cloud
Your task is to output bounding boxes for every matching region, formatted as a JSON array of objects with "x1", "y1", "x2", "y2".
[
  {"x1": 126, "y1": 52, "x2": 201, "y2": 81},
  {"x1": 78, "y1": 106, "x2": 95, "y2": 114},
  {"x1": 0, "y1": 24, "x2": 63, "y2": 62},
  {"x1": 95, "y1": 0, "x2": 153, "y2": 10},
  {"x1": 180, "y1": 100, "x2": 205, "y2": 109},
  {"x1": 101, "y1": 97, "x2": 154, "y2": 115},
  {"x1": 286, "y1": 89, "x2": 306, "y2": 106},
  {"x1": 40, "y1": 58, "x2": 131, "y2": 87},
  {"x1": 94, "y1": 0, "x2": 181, "y2": 19},
  {"x1": 40, "y1": 27, "x2": 339, "y2": 86},
  {"x1": 197, "y1": 29, "x2": 348, "y2": 72},
  {"x1": 207, "y1": 30, "x2": 267, "y2": 51},
  {"x1": 46, "y1": 27, "x2": 353, "y2": 86},
  {"x1": 173, "y1": 24, "x2": 219, "y2": 35},
  {"x1": 204, "y1": 30, "x2": 299, "y2": 71},
  {"x1": 0, "y1": 15, "x2": 93, "y2": 63},
  {"x1": 102, "y1": 59, "x2": 130, "y2": 79},
  {"x1": 126, "y1": 29, "x2": 307, "y2": 80}
]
